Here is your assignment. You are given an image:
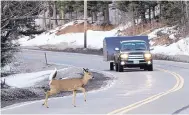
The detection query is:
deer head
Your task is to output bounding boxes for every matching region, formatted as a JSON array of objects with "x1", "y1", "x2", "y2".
[{"x1": 83, "y1": 68, "x2": 94, "y2": 82}]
